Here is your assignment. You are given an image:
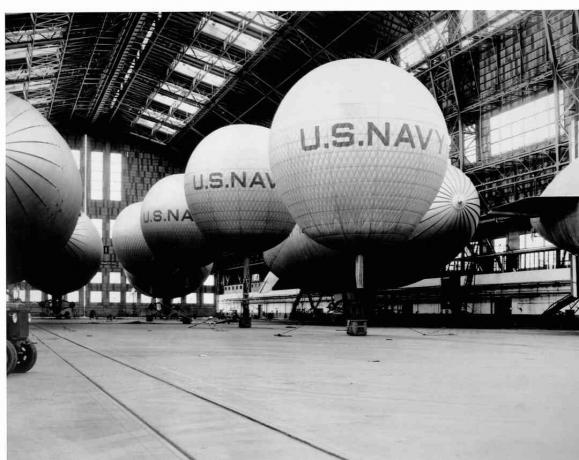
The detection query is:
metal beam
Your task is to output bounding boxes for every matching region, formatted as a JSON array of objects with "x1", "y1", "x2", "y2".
[{"x1": 47, "y1": 13, "x2": 73, "y2": 119}]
